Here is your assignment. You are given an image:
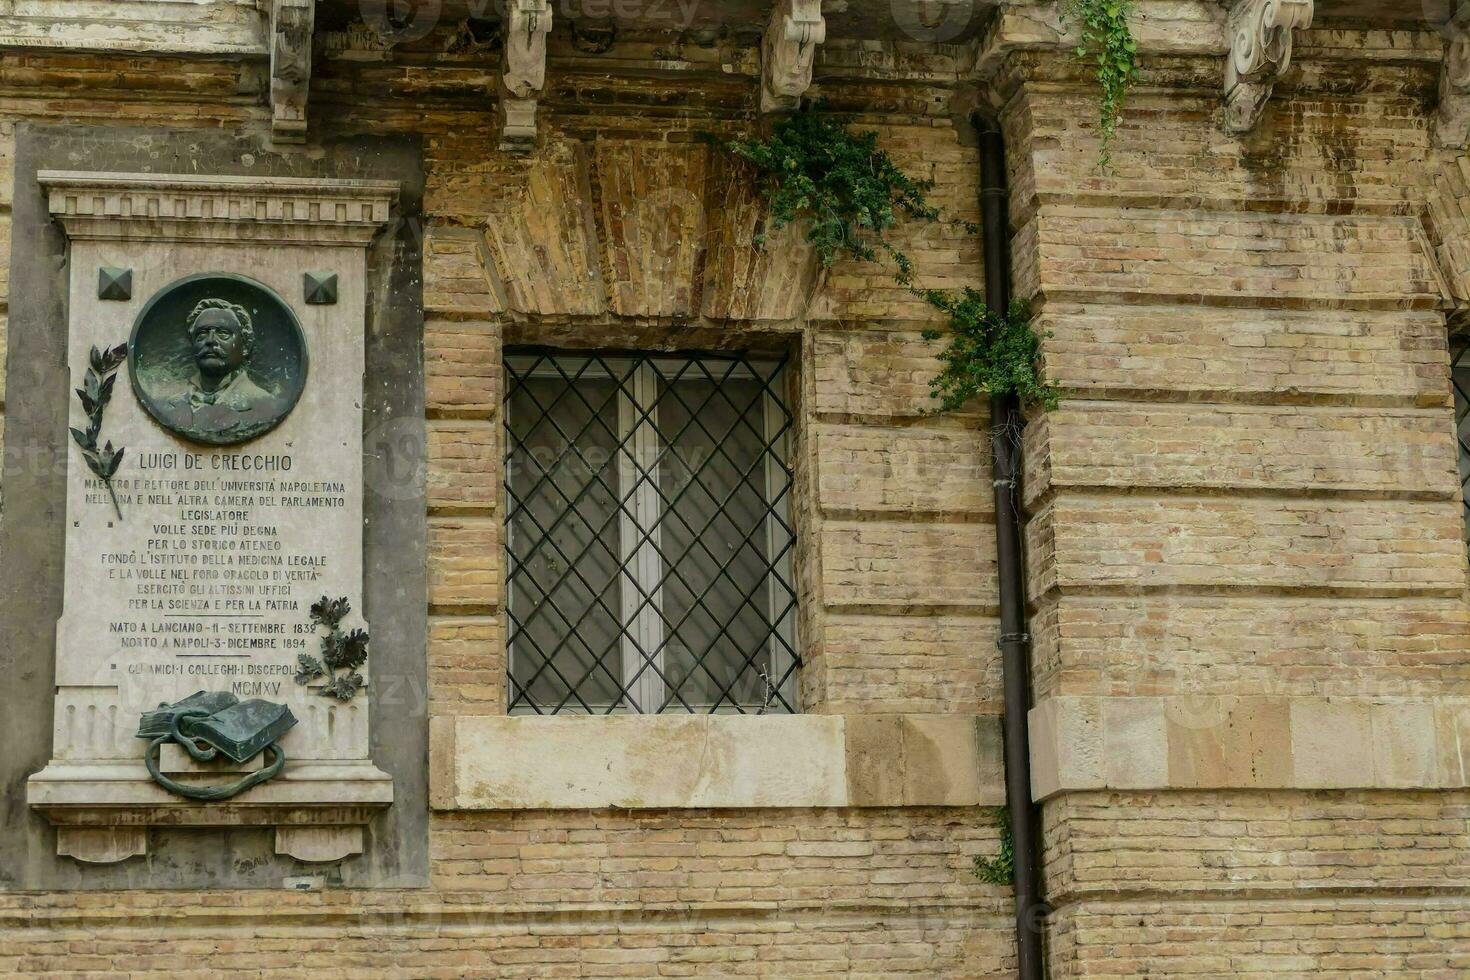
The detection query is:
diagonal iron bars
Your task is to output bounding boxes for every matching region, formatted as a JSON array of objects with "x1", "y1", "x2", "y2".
[
  {"x1": 503, "y1": 361, "x2": 797, "y2": 710},
  {"x1": 504, "y1": 348, "x2": 800, "y2": 715},
  {"x1": 505, "y1": 350, "x2": 796, "y2": 714}
]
